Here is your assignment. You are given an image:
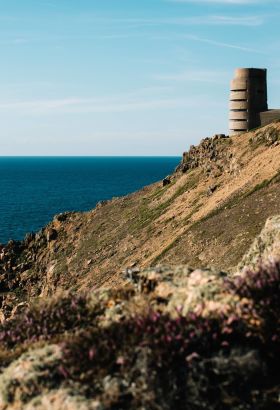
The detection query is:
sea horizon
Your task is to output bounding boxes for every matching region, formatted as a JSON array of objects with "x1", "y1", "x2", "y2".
[
  {"x1": 0, "y1": 156, "x2": 180, "y2": 244},
  {"x1": 0, "y1": 155, "x2": 181, "y2": 158}
]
